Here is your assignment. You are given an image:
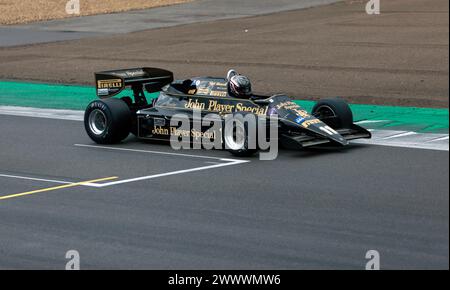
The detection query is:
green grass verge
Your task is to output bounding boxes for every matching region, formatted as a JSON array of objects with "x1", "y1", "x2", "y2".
[{"x1": 0, "y1": 80, "x2": 448, "y2": 133}]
